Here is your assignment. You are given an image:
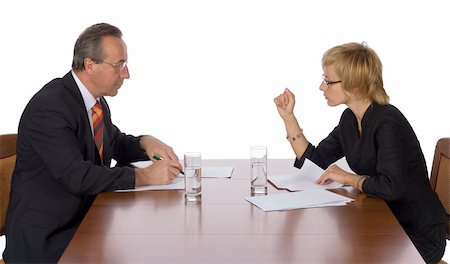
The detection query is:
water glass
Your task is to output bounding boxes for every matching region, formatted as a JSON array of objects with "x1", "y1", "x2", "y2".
[
  {"x1": 184, "y1": 152, "x2": 202, "y2": 202},
  {"x1": 250, "y1": 146, "x2": 267, "y2": 195}
]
